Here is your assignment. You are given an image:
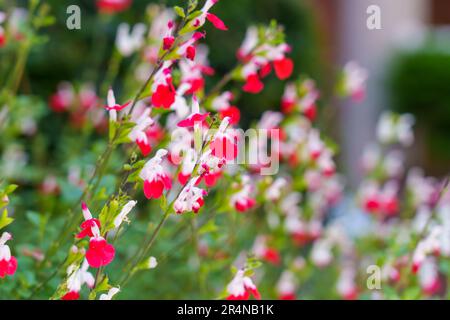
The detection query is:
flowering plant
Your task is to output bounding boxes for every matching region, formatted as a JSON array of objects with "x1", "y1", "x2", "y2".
[{"x1": 0, "y1": 0, "x2": 448, "y2": 300}]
